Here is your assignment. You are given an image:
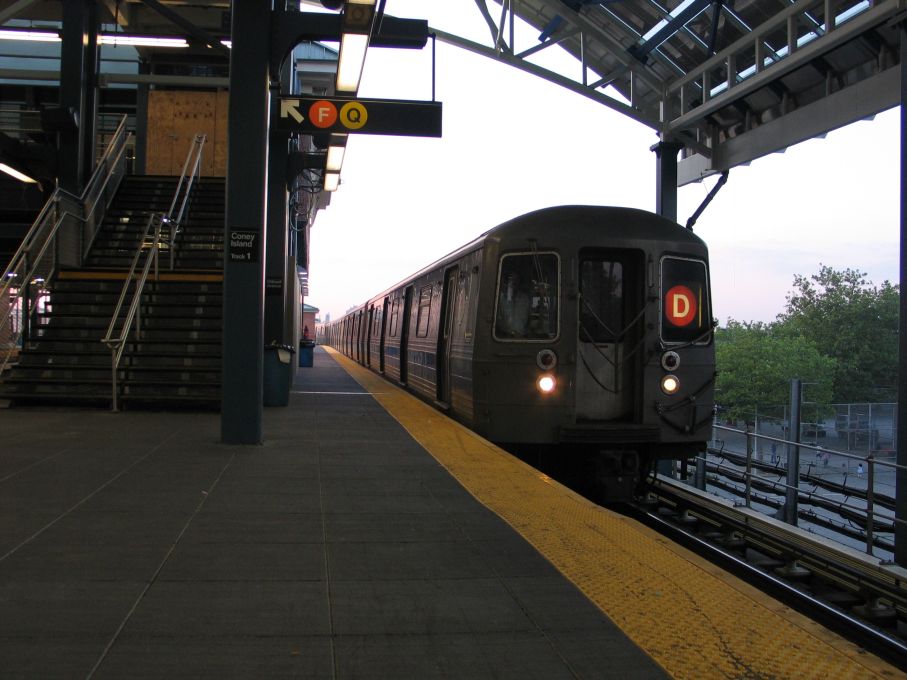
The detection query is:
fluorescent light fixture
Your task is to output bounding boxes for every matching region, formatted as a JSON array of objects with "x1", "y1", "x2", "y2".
[
  {"x1": 348, "y1": 0, "x2": 377, "y2": 4},
  {"x1": 324, "y1": 172, "x2": 341, "y2": 192},
  {"x1": 640, "y1": 0, "x2": 699, "y2": 42},
  {"x1": 0, "y1": 29, "x2": 60, "y2": 42},
  {"x1": 221, "y1": 39, "x2": 232, "y2": 48},
  {"x1": 326, "y1": 145, "x2": 345, "y2": 172},
  {"x1": 100, "y1": 35, "x2": 188, "y2": 47},
  {"x1": 335, "y1": 32, "x2": 368, "y2": 92},
  {"x1": 0, "y1": 163, "x2": 38, "y2": 184}
]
